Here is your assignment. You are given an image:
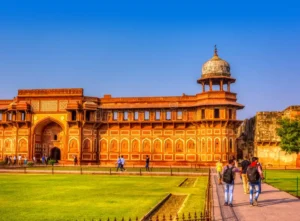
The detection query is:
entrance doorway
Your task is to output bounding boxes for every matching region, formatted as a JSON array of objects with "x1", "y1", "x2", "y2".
[{"x1": 50, "y1": 147, "x2": 61, "y2": 162}]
